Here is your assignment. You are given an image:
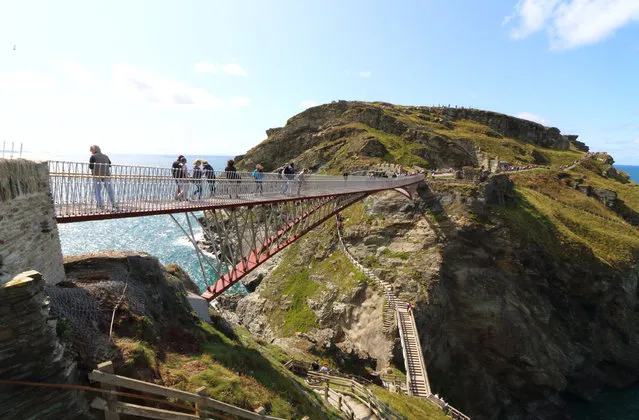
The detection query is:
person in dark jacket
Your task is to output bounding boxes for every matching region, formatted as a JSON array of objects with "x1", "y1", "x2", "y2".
[
  {"x1": 224, "y1": 159, "x2": 240, "y2": 198},
  {"x1": 172, "y1": 155, "x2": 188, "y2": 200},
  {"x1": 202, "y1": 160, "x2": 216, "y2": 196},
  {"x1": 89, "y1": 145, "x2": 117, "y2": 210}
]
